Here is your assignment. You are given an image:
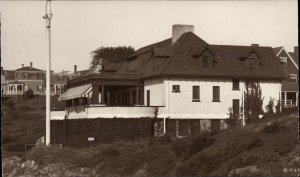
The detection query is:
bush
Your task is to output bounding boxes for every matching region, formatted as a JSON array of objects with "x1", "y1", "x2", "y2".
[
  {"x1": 6, "y1": 99, "x2": 15, "y2": 107},
  {"x1": 225, "y1": 107, "x2": 239, "y2": 127},
  {"x1": 188, "y1": 136, "x2": 215, "y2": 155},
  {"x1": 172, "y1": 134, "x2": 215, "y2": 157},
  {"x1": 24, "y1": 89, "x2": 34, "y2": 99},
  {"x1": 265, "y1": 98, "x2": 275, "y2": 115},
  {"x1": 261, "y1": 122, "x2": 287, "y2": 134},
  {"x1": 172, "y1": 138, "x2": 189, "y2": 156},
  {"x1": 155, "y1": 134, "x2": 172, "y2": 144}
]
